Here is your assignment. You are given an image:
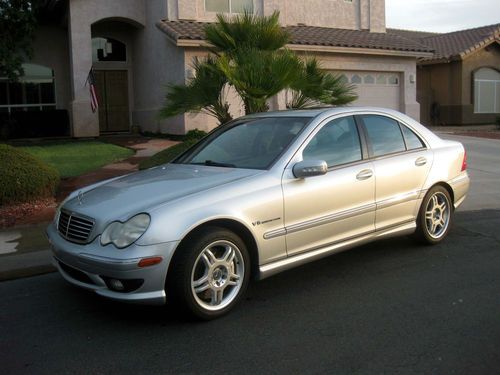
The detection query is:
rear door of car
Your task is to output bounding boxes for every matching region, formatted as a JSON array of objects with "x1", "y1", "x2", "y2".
[
  {"x1": 281, "y1": 115, "x2": 376, "y2": 256},
  {"x1": 356, "y1": 114, "x2": 433, "y2": 230}
]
